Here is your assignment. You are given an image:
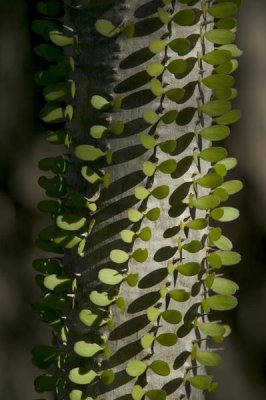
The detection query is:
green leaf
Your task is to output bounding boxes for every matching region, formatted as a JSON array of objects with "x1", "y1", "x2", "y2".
[
  {"x1": 126, "y1": 273, "x2": 139, "y2": 287},
  {"x1": 111, "y1": 120, "x2": 125, "y2": 135},
  {"x1": 101, "y1": 369, "x2": 115, "y2": 385},
  {"x1": 32, "y1": 346, "x2": 59, "y2": 369},
  {"x1": 198, "y1": 322, "x2": 226, "y2": 337},
  {"x1": 156, "y1": 333, "x2": 178, "y2": 347},
  {"x1": 151, "y1": 185, "x2": 170, "y2": 199},
  {"x1": 132, "y1": 248, "x2": 148, "y2": 263},
  {"x1": 208, "y1": 253, "x2": 222, "y2": 269},
  {"x1": 216, "y1": 59, "x2": 239, "y2": 74},
  {"x1": 56, "y1": 214, "x2": 86, "y2": 232},
  {"x1": 215, "y1": 17, "x2": 237, "y2": 29},
  {"x1": 69, "y1": 368, "x2": 98, "y2": 385},
  {"x1": 161, "y1": 309, "x2": 182, "y2": 324},
  {"x1": 195, "y1": 350, "x2": 221, "y2": 367},
  {"x1": 150, "y1": 360, "x2": 170, "y2": 376},
  {"x1": 143, "y1": 109, "x2": 160, "y2": 124},
  {"x1": 140, "y1": 133, "x2": 157, "y2": 149},
  {"x1": 74, "y1": 341, "x2": 103, "y2": 357},
  {"x1": 81, "y1": 167, "x2": 102, "y2": 185},
  {"x1": 150, "y1": 78, "x2": 164, "y2": 96},
  {"x1": 158, "y1": 159, "x2": 177, "y2": 174},
  {"x1": 141, "y1": 333, "x2": 154, "y2": 349},
  {"x1": 158, "y1": 7, "x2": 171, "y2": 23},
  {"x1": 183, "y1": 240, "x2": 203, "y2": 253},
  {"x1": 149, "y1": 39, "x2": 166, "y2": 54},
  {"x1": 219, "y1": 179, "x2": 243, "y2": 195},
  {"x1": 199, "y1": 125, "x2": 230, "y2": 141},
  {"x1": 209, "y1": 227, "x2": 222, "y2": 241},
  {"x1": 69, "y1": 390, "x2": 93, "y2": 400},
  {"x1": 217, "y1": 157, "x2": 237, "y2": 171},
  {"x1": 169, "y1": 38, "x2": 190, "y2": 55},
  {"x1": 177, "y1": 262, "x2": 201, "y2": 276},
  {"x1": 126, "y1": 361, "x2": 147, "y2": 377},
  {"x1": 220, "y1": 44, "x2": 243, "y2": 57},
  {"x1": 146, "y1": 63, "x2": 164, "y2": 77},
  {"x1": 169, "y1": 289, "x2": 190, "y2": 302},
  {"x1": 208, "y1": 3, "x2": 238, "y2": 18},
  {"x1": 212, "y1": 235, "x2": 233, "y2": 251},
  {"x1": 200, "y1": 100, "x2": 231, "y2": 117},
  {"x1": 216, "y1": 250, "x2": 241, "y2": 265},
  {"x1": 162, "y1": 109, "x2": 178, "y2": 124},
  {"x1": 98, "y1": 268, "x2": 124, "y2": 285},
  {"x1": 89, "y1": 291, "x2": 115, "y2": 307},
  {"x1": 193, "y1": 195, "x2": 220, "y2": 210},
  {"x1": 166, "y1": 88, "x2": 185, "y2": 103},
  {"x1": 173, "y1": 9, "x2": 198, "y2": 26},
  {"x1": 128, "y1": 209, "x2": 143, "y2": 222},
  {"x1": 40, "y1": 104, "x2": 64, "y2": 123},
  {"x1": 203, "y1": 49, "x2": 232, "y2": 65},
  {"x1": 34, "y1": 375, "x2": 58, "y2": 392},
  {"x1": 159, "y1": 140, "x2": 177, "y2": 154},
  {"x1": 202, "y1": 75, "x2": 234, "y2": 90},
  {"x1": 49, "y1": 31, "x2": 74, "y2": 46},
  {"x1": 75, "y1": 145, "x2": 105, "y2": 161},
  {"x1": 135, "y1": 186, "x2": 150, "y2": 200},
  {"x1": 205, "y1": 29, "x2": 235, "y2": 45},
  {"x1": 167, "y1": 59, "x2": 188, "y2": 75},
  {"x1": 204, "y1": 294, "x2": 238, "y2": 311},
  {"x1": 211, "y1": 277, "x2": 239, "y2": 295},
  {"x1": 210, "y1": 206, "x2": 240, "y2": 222},
  {"x1": 146, "y1": 390, "x2": 166, "y2": 400},
  {"x1": 185, "y1": 218, "x2": 208, "y2": 230},
  {"x1": 139, "y1": 227, "x2": 152, "y2": 241},
  {"x1": 197, "y1": 173, "x2": 223, "y2": 189},
  {"x1": 189, "y1": 375, "x2": 213, "y2": 390},
  {"x1": 43, "y1": 82, "x2": 69, "y2": 102},
  {"x1": 34, "y1": 44, "x2": 61, "y2": 62},
  {"x1": 95, "y1": 19, "x2": 120, "y2": 37},
  {"x1": 110, "y1": 249, "x2": 129, "y2": 264},
  {"x1": 200, "y1": 147, "x2": 228, "y2": 162},
  {"x1": 214, "y1": 109, "x2": 241, "y2": 125},
  {"x1": 146, "y1": 207, "x2": 160, "y2": 221}
]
